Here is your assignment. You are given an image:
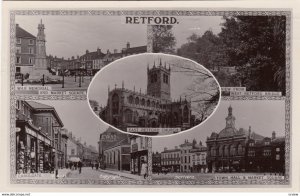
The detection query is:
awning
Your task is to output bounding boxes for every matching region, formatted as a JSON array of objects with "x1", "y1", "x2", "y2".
[{"x1": 68, "y1": 157, "x2": 81, "y2": 162}]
